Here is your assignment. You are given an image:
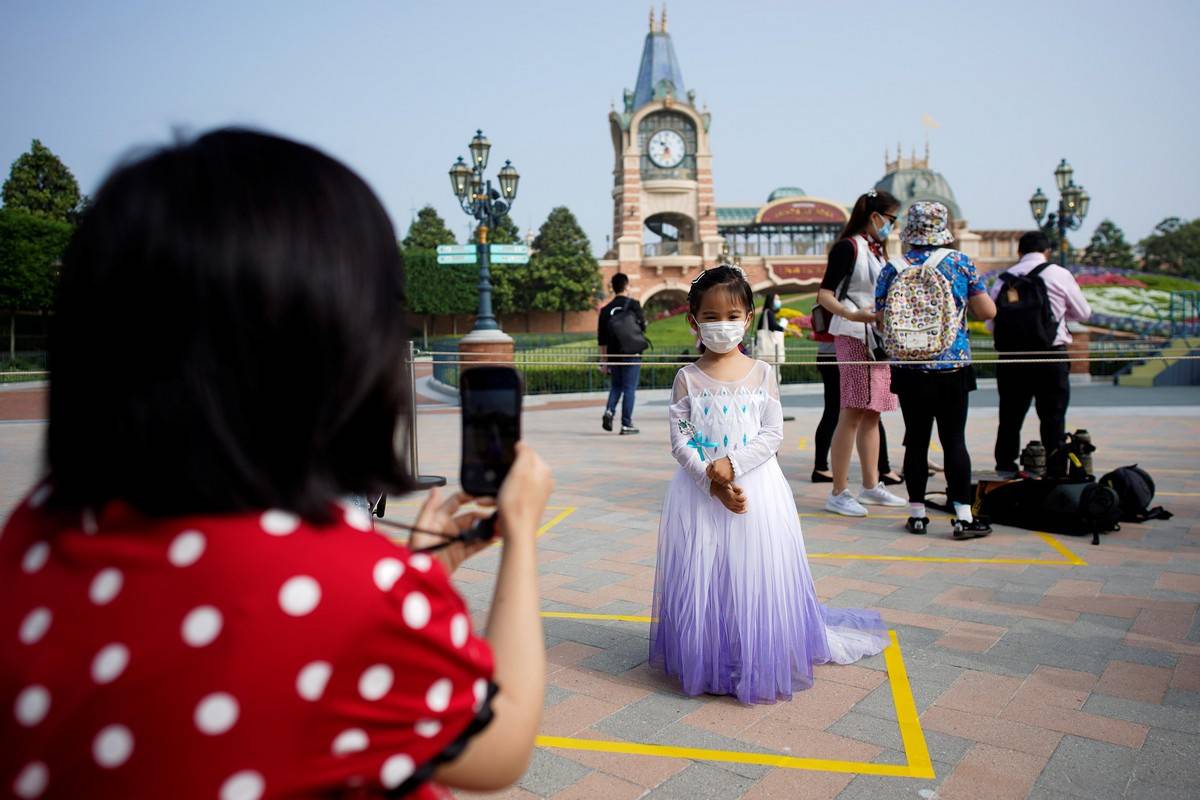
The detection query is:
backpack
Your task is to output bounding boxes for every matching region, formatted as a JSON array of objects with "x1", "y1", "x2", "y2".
[
  {"x1": 881, "y1": 248, "x2": 962, "y2": 361},
  {"x1": 1099, "y1": 465, "x2": 1174, "y2": 523},
  {"x1": 970, "y1": 477, "x2": 1121, "y2": 544},
  {"x1": 993, "y1": 263, "x2": 1057, "y2": 352},
  {"x1": 607, "y1": 298, "x2": 649, "y2": 355}
]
